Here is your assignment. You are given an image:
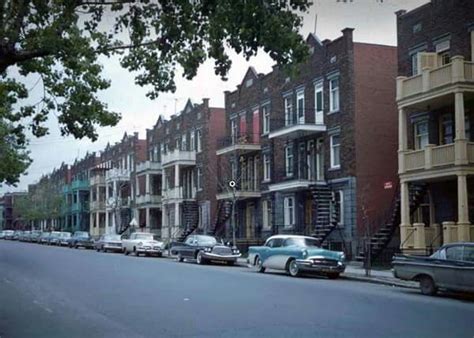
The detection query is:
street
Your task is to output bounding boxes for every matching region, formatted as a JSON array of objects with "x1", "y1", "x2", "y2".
[{"x1": 0, "y1": 241, "x2": 473, "y2": 338}]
